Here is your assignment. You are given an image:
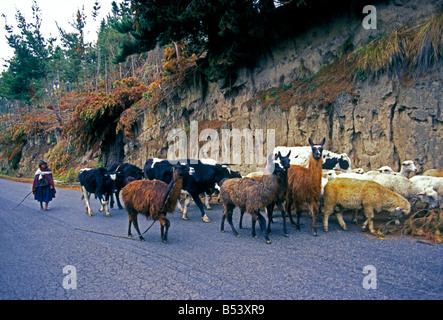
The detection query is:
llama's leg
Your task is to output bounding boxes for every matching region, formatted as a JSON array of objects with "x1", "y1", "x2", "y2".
[
  {"x1": 131, "y1": 214, "x2": 145, "y2": 241},
  {"x1": 159, "y1": 216, "x2": 170, "y2": 243},
  {"x1": 127, "y1": 215, "x2": 133, "y2": 237},
  {"x1": 251, "y1": 213, "x2": 257, "y2": 238},
  {"x1": 295, "y1": 208, "x2": 303, "y2": 231},
  {"x1": 276, "y1": 200, "x2": 289, "y2": 237},
  {"x1": 311, "y1": 203, "x2": 318, "y2": 236},
  {"x1": 221, "y1": 210, "x2": 226, "y2": 233},
  {"x1": 256, "y1": 211, "x2": 271, "y2": 244},
  {"x1": 226, "y1": 206, "x2": 239, "y2": 237},
  {"x1": 239, "y1": 210, "x2": 245, "y2": 229},
  {"x1": 266, "y1": 203, "x2": 274, "y2": 235},
  {"x1": 286, "y1": 198, "x2": 298, "y2": 227}
]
